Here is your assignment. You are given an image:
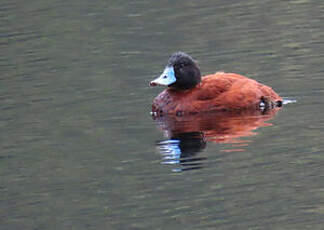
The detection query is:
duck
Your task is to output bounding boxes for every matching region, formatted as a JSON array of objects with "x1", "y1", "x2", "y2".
[{"x1": 150, "y1": 52, "x2": 282, "y2": 116}]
